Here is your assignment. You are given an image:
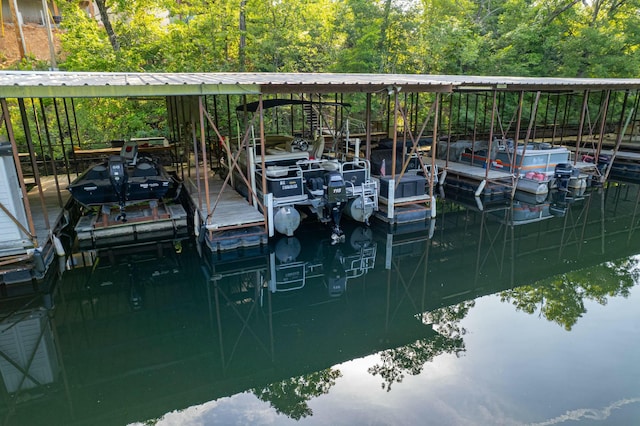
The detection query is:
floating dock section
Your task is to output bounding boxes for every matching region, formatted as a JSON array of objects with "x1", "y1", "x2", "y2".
[
  {"x1": 436, "y1": 159, "x2": 514, "y2": 198},
  {"x1": 74, "y1": 200, "x2": 188, "y2": 250},
  {"x1": 186, "y1": 172, "x2": 267, "y2": 252},
  {"x1": 374, "y1": 174, "x2": 435, "y2": 226}
]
